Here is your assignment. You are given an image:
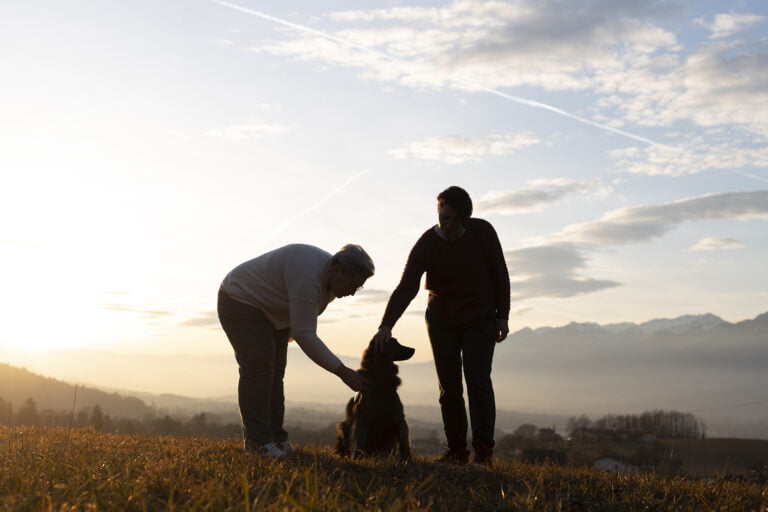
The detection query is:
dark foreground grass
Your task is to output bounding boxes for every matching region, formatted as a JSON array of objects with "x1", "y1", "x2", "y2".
[{"x1": 2, "y1": 427, "x2": 766, "y2": 511}]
